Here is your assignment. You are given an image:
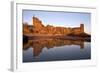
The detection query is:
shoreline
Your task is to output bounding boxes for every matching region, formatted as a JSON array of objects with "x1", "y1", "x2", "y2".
[{"x1": 23, "y1": 34, "x2": 91, "y2": 42}]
